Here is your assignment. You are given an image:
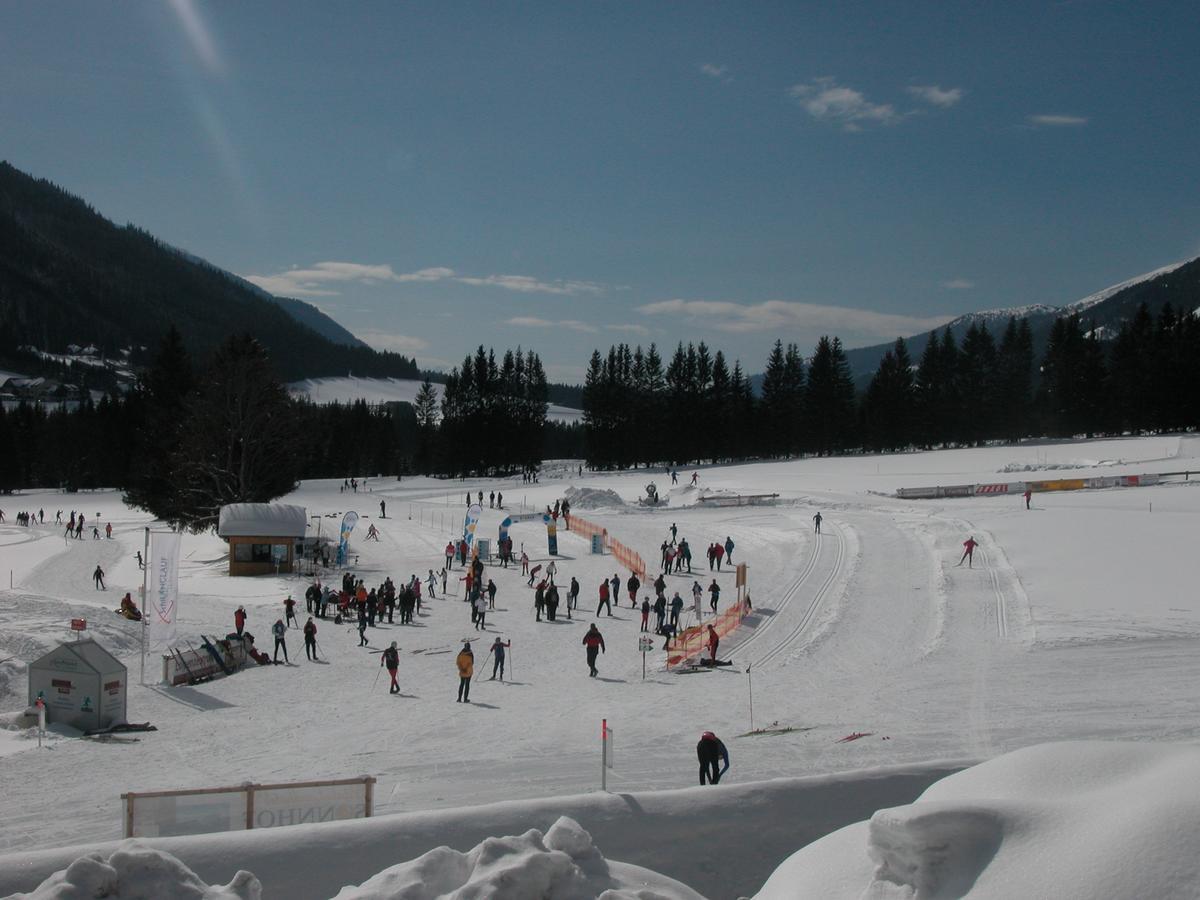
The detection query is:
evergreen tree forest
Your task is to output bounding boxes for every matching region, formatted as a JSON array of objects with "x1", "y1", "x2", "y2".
[{"x1": 582, "y1": 304, "x2": 1200, "y2": 467}]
